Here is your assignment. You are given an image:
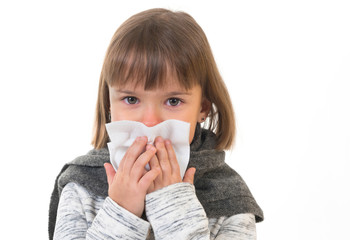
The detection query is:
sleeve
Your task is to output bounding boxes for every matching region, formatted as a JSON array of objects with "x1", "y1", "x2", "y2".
[
  {"x1": 210, "y1": 214, "x2": 257, "y2": 240},
  {"x1": 145, "y1": 182, "x2": 210, "y2": 239},
  {"x1": 145, "y1": 183, "x2": 257, "y2": 240},
  {"x1": 53, "y1": 182, "x2": 150, "y2": 240}
]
